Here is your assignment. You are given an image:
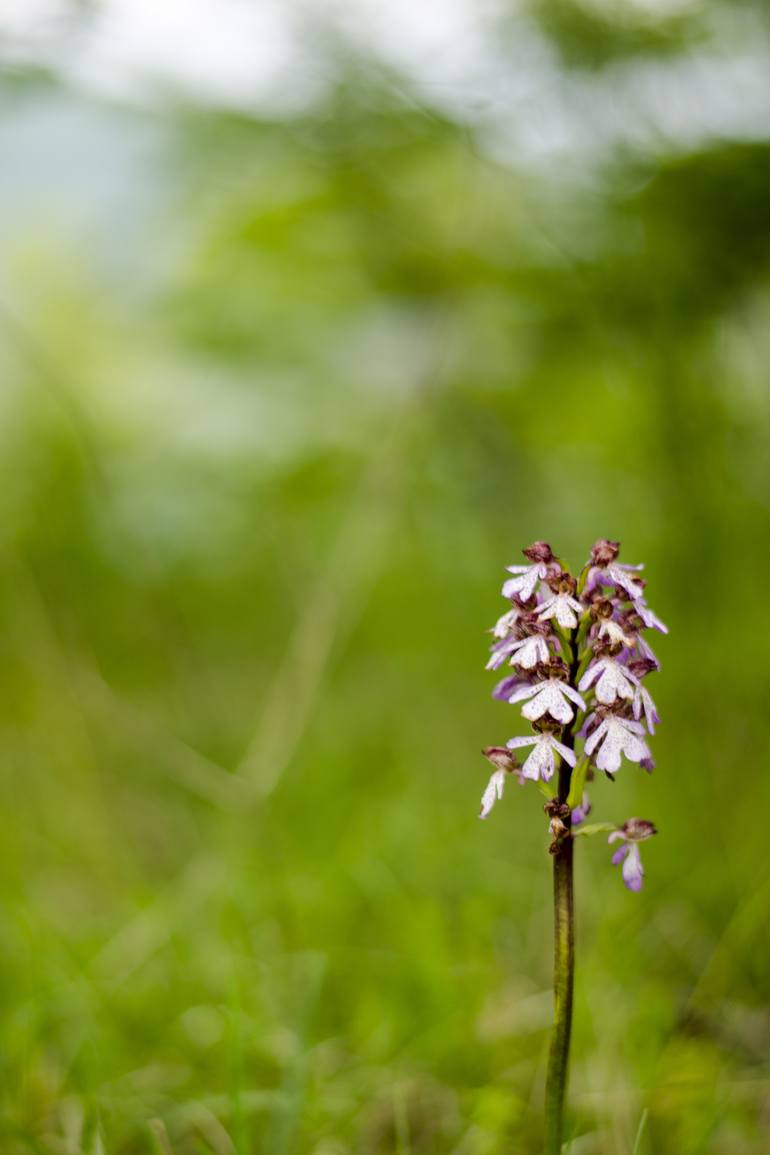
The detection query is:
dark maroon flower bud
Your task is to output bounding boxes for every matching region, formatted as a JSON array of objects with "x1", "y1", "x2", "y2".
[
  {"x1": 621, "y1": 817, "x2": 657, "y2": 841},
  {"x1": 628, "y1": 657, "x2": 657, "y2": 679},
  {"x1": 590, "y1": 539, "x2": 620, "y2": 567},
  {"x1": 482, "y1": 746, "x2": 521, "y2": 773},
  {"x1": 546, "y1": 657, "x2": 569, "y2": 681},
  {"x1": 523, "y1": 541, "x2": 554, "y2": 564},
  {"x1": 544, "y1": 799, "x2": 570, "y2": 820}
]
